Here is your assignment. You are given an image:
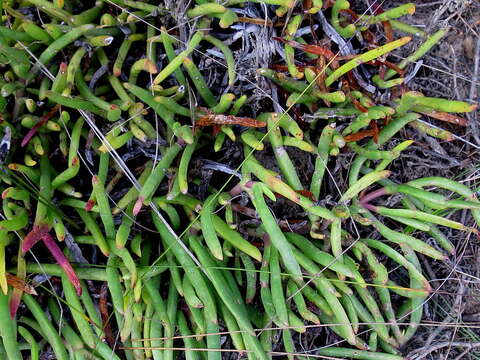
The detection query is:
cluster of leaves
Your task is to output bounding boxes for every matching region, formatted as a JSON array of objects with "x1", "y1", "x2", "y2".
[{"x1": 0, "y1": 0, "x2": 478, "y2": 359}]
